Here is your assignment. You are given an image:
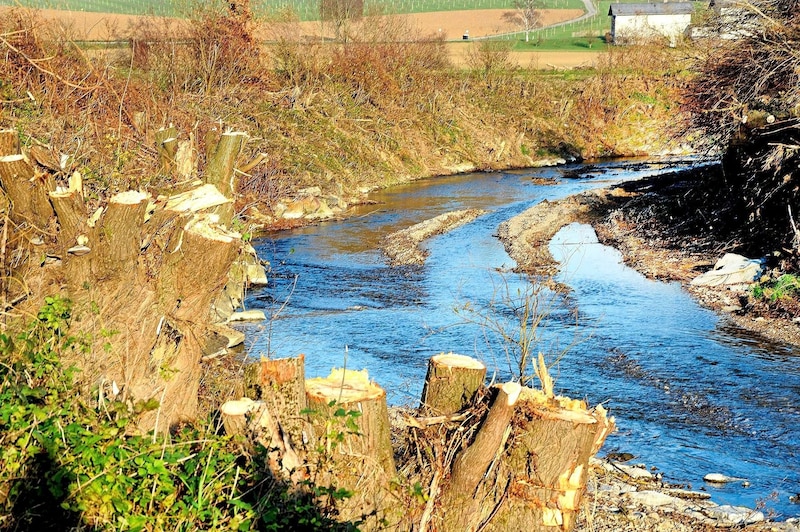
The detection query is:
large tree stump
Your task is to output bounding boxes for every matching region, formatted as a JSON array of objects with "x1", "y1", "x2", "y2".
[
  {"x1": 306, "y1": 369, "x2": 397, "y2": 525},
  {"x1": 419, "y1": 352, "x2": 486, "y2": 416},
  {"x1": 0, "y1": 129, "x2": 253, "y2": 433},
  {"x1": 478, "y1": 388, "x2": 615, "y2": 532}
]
